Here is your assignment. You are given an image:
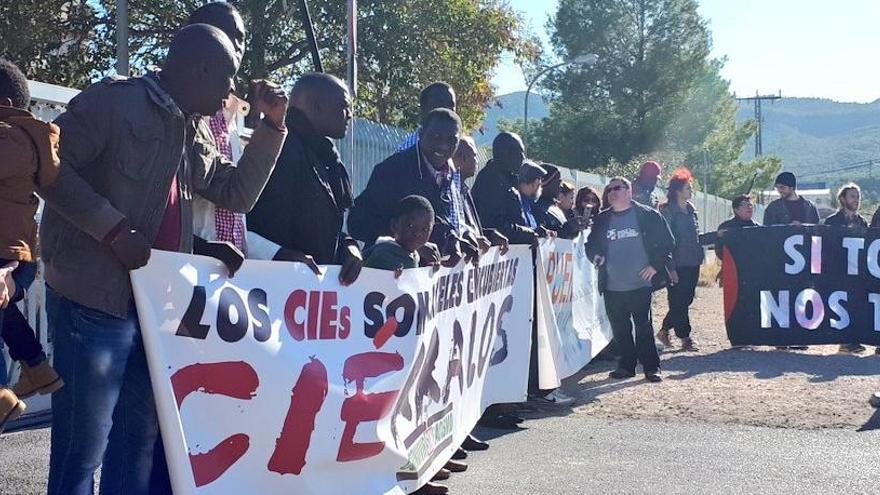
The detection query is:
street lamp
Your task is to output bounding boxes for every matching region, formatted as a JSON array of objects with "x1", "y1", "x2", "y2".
[{"x1": 523, "y1": 53, "x2": 598, "y2": 148}]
